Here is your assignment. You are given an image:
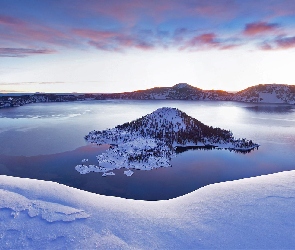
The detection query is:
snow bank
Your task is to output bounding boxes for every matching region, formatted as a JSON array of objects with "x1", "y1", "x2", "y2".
[
  {"x1": 0, "y1": 171, "x2": 294, "y2": 249},
  {"x1": 0, "y1": 189, "x2": 89, "y2": 222}
]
